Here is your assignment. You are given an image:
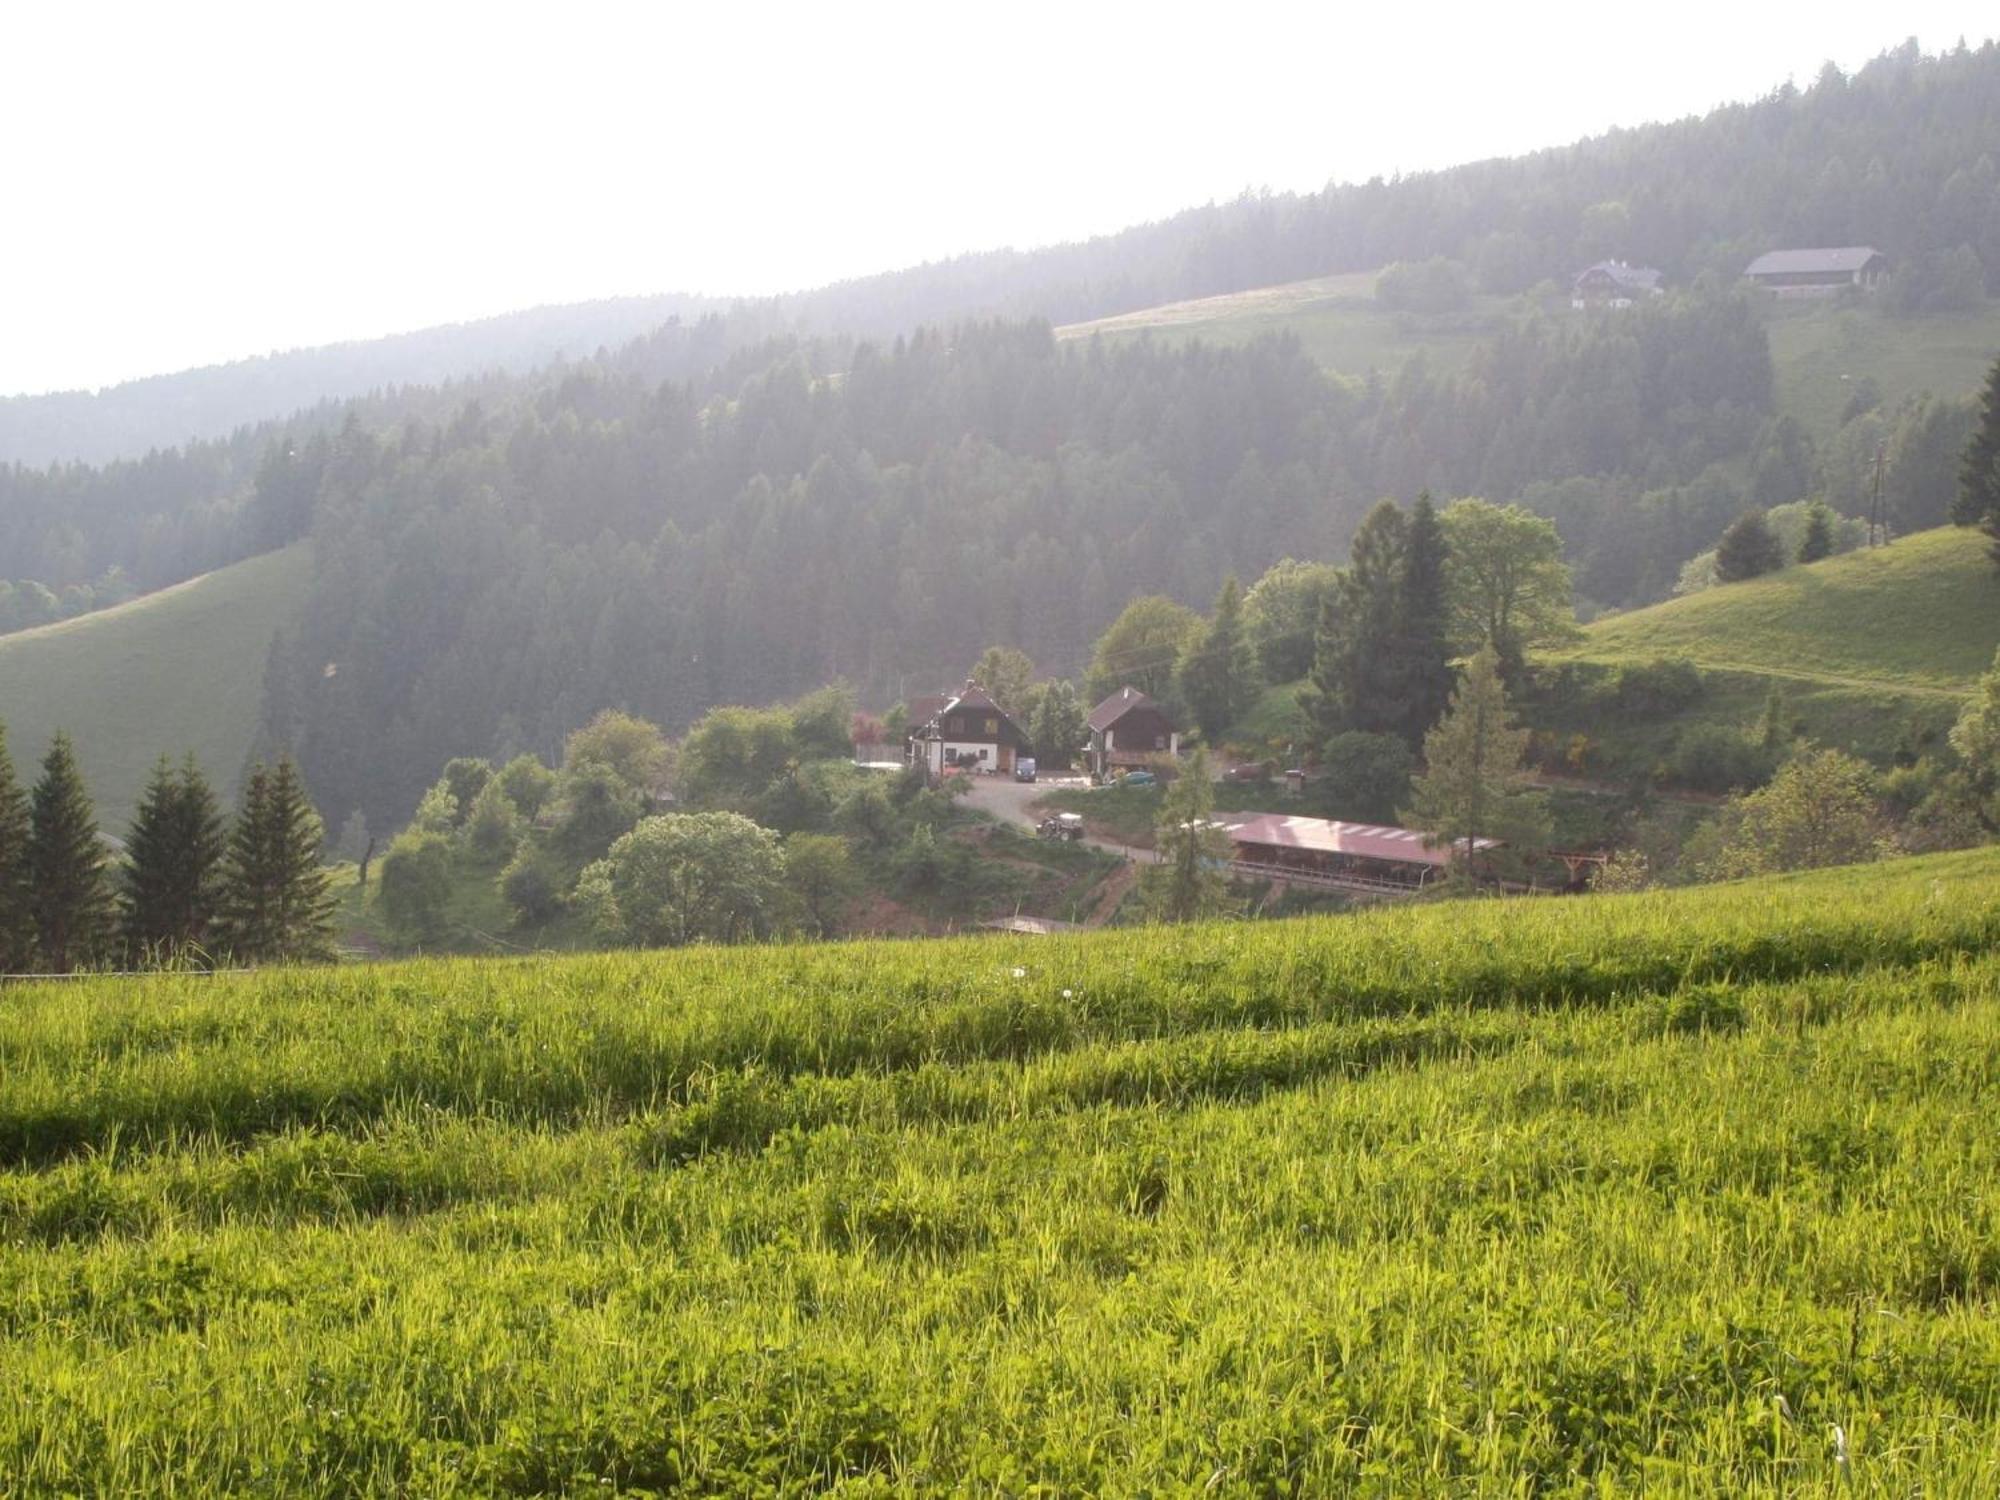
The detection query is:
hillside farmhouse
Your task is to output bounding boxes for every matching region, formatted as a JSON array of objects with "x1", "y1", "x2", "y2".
[
  {"x1": 908, "y1": 680, "x2": 1033, "y2": 777},
  {"x1": 1570, "y1": 261, "x2": 1663, "y2": 308},
  {"x1": 1743, "y1": 246, "x2": 1887, "y2": 297},
  {"x1": 1086, "y1": 687, "x2": 1180, "y2": 778}
]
